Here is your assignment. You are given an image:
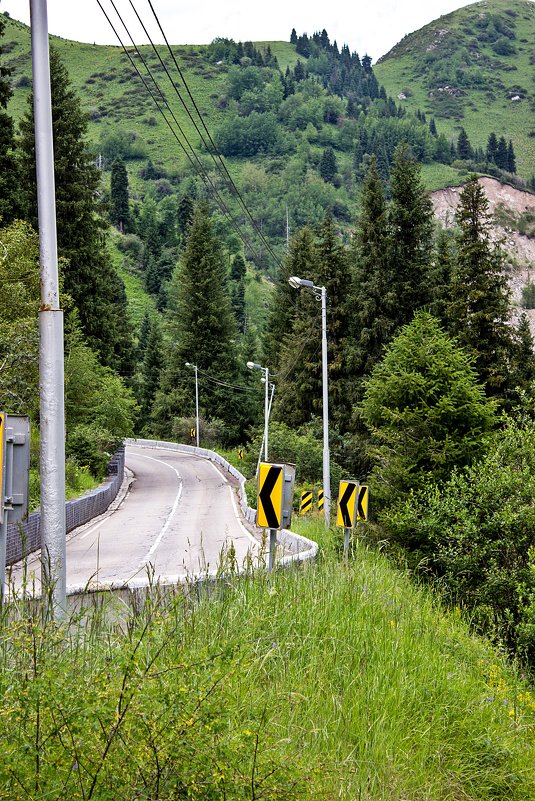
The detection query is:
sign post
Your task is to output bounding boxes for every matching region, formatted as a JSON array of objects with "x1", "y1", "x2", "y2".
[
  {"x1": 256, "y1": 462, "x2": 296, "y2": 571},
  {"x1": 336, "y1": 480, "x2": 359, "y2": 562}
]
